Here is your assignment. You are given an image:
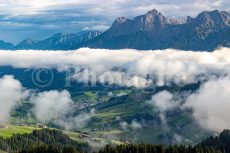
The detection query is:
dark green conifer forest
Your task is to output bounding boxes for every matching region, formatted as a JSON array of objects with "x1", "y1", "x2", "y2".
[{"x1": 1, "y1": 129, "x2": 230, "y2": 153}]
